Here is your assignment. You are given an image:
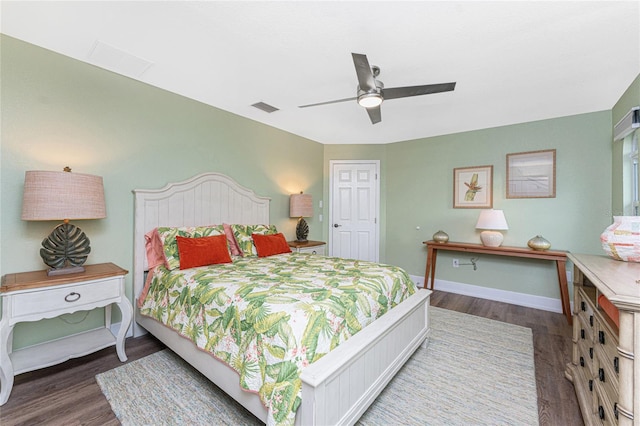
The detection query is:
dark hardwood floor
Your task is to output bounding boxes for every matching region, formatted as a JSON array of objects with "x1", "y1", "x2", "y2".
[{"x1": 1, "y1": 290, "x2": 583, "y2": 425}]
